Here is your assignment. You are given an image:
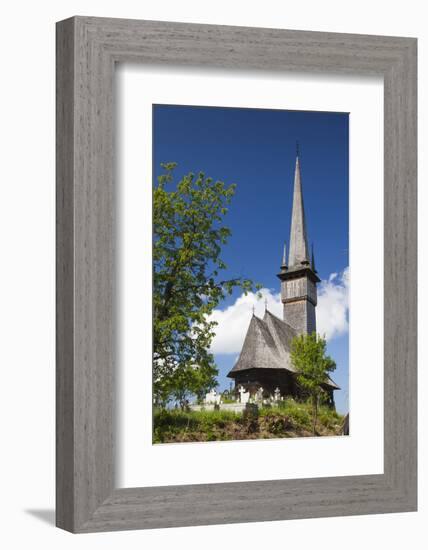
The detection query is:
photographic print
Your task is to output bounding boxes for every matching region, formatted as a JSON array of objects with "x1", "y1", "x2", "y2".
[{"x1": 153, "y1": 104, "x2": 349, "y2": 444}]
